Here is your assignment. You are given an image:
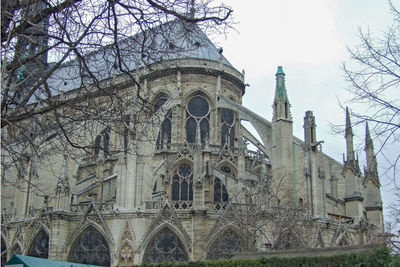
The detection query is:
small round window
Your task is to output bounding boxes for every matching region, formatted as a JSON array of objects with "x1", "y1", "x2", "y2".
[{"x1": 187, "y1": 96, "x2": 209, "y2": 117}]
